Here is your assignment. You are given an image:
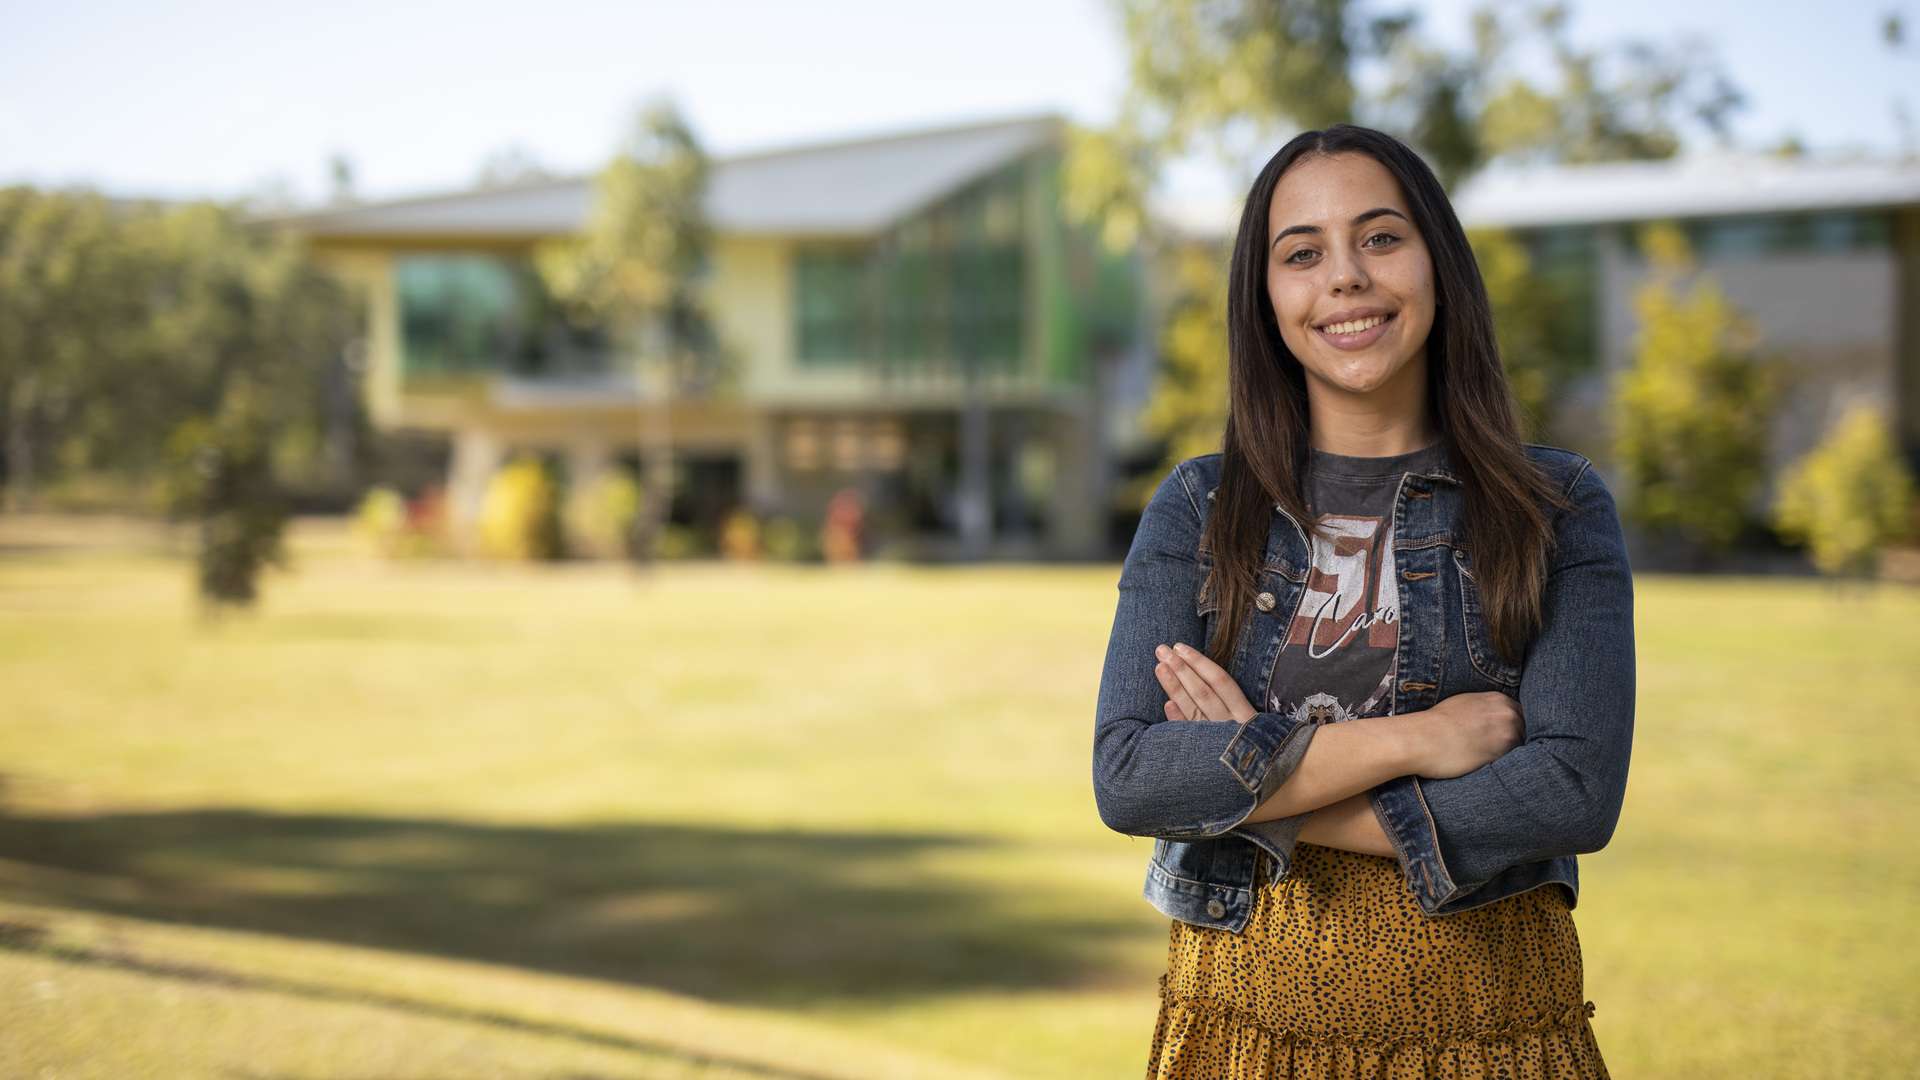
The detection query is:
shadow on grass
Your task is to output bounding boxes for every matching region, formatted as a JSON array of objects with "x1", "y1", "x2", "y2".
[
  {"x1": 0, "y1": 920, "x2": 842, "y2": 1080},
  {"x1": 0, "y1": 808, "x2": 1147, "y2": 1008}
]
